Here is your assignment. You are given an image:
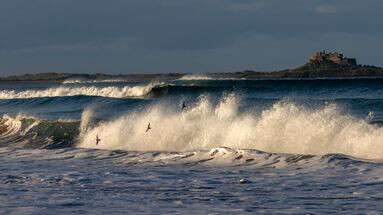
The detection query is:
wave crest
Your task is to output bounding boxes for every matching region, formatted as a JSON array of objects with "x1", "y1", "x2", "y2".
[
  {"x1": 178, "y1": 75, "x2": 213, "y2": 80},
  {"x1": 0, "y1": 115, "x2": 79, "y2": 149},
  {"x1": 0, "y1": 82, "x2": 164, "y2": 99},
  {"x1": 62, "y1": 79, "x2": 129, "y2": 84}
]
